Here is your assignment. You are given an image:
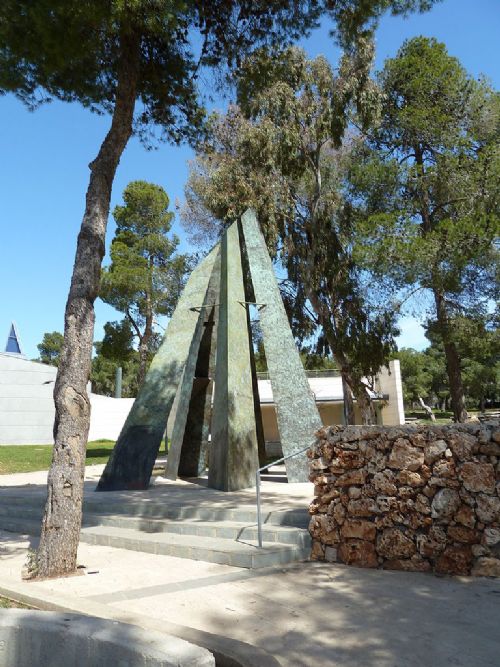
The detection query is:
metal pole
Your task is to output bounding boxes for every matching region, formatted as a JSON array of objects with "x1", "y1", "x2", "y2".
[
  {"x1": 256, "y1": 469, "x2": 263, "y2": 548},
  {"x1": 114, "y1": 366, "x2": 123, "y2": 399}
]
